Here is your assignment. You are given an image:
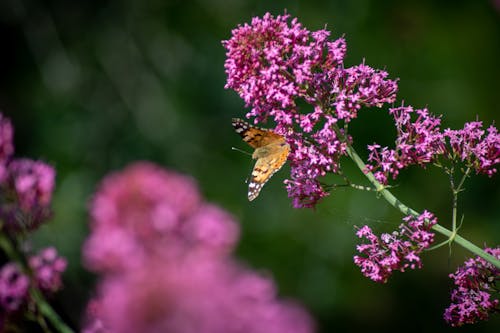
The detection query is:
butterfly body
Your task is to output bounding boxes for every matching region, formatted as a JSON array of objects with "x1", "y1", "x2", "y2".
[{"x1": 232, "y1": 118, "x2": 290, "y2": 201}]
